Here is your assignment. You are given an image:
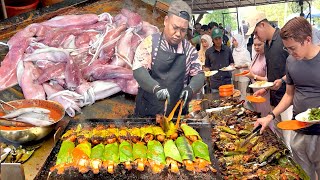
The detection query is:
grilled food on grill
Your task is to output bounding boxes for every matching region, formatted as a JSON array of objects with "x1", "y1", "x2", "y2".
[
  {"x1": 147, "y1": 140, "x2": 166, "y2": 174},
  {"x1": 102, "y1": 142, "x2": 119, "y2": 174},
  {"x1": 132, "y1": 142, "x2": 148, "y2": 171},
  {"x1": 175, "y1": 136, "x2": 195, "y2": 171},
  {"x1": 163, "y1": 139, "x2": 182, "y2": 174},
  {"x1": 119, "y1": 140, "x2": 133, "y2": 170}
]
